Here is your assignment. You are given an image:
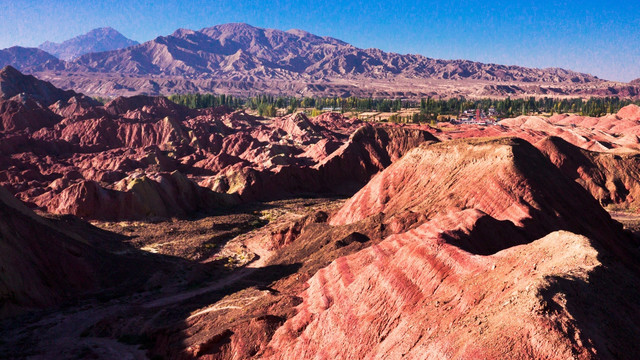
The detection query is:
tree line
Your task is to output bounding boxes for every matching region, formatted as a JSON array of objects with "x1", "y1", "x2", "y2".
[
  {"x1": 167, "y1": 93, "x2": 640, "y2": 119},
  {"x1": 167, "y1": 93, "x2": 244, "y2": 109}
]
